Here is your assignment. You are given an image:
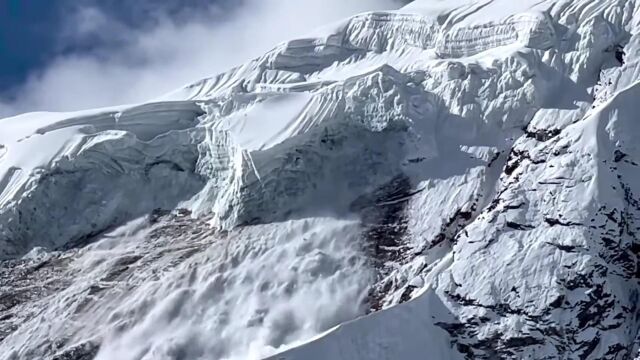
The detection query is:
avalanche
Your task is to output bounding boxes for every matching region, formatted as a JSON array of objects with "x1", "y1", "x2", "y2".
[{"x1": 1, "y1": 0, "x2": 640, "y2": 359}]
